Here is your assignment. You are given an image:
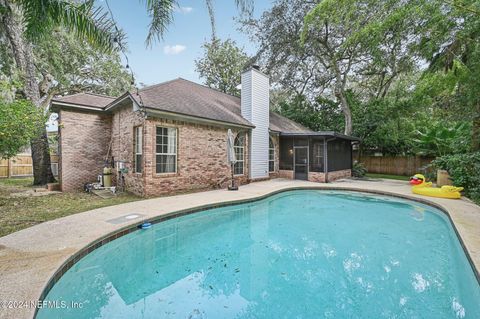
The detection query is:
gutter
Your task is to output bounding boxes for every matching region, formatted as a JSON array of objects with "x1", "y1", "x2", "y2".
[{"x1": 145, "y1": 107, "x2": 255, "y2": 130}]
